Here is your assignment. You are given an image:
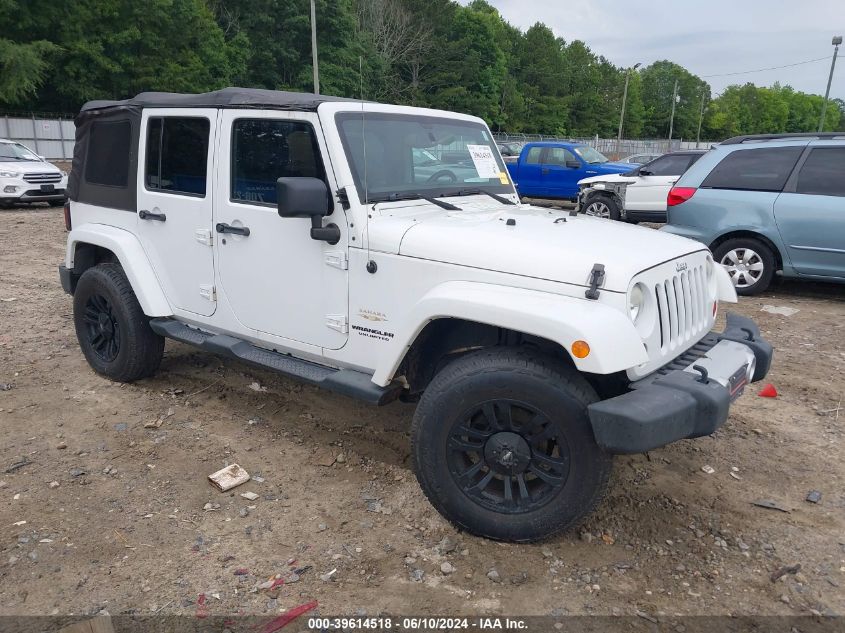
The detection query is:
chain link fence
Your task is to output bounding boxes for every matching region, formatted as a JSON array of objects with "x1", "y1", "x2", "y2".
[
  {"x1": 493, "y1": 132, "x2": 716, "y2": 159},
  {"x1": 1, "y1": 112, "x2": 717, "y2": 162}
]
